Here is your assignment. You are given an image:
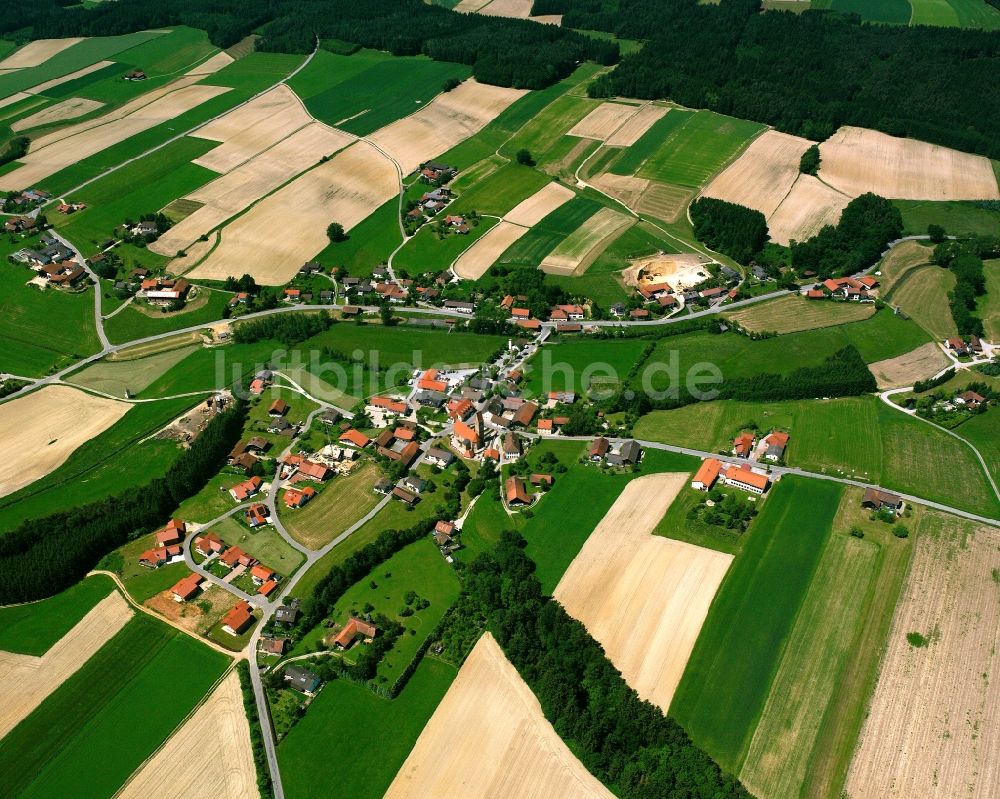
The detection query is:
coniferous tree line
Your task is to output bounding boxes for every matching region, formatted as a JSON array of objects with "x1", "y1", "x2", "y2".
[
  {"x1": 439, "y1": 530, "x2": 750, "y2": 798},
  {"x1": 232, "y1": 310, "x2": 333, "y2": 346},
  {"x1": 2, "y1": 0, "x2": 617, "y2": 90},
  {"x1": 690, "y1": 197, "x2": 769, "y2": 264},
  {"x1": 789, "y1": 193, "x2": 902, "y2": 277},
  {"x1": 0, "y1": 400, "x2": 247, "y2": 604},
  {"x1": 574, "y1": 0, "x2": 1000, "y2": 160}
]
